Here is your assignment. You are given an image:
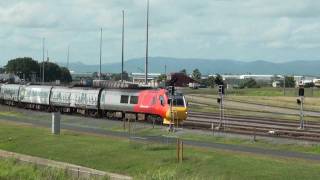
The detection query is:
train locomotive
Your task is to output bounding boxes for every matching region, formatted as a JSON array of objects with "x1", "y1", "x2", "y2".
[{"x1": 0, "y1": 84, "x2": 188, "y2": 125}]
